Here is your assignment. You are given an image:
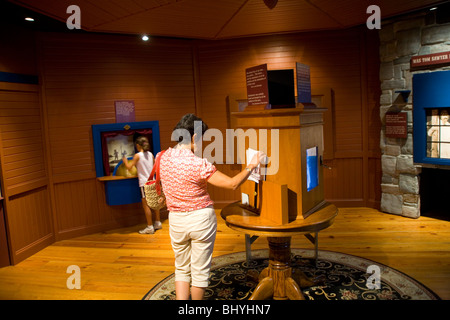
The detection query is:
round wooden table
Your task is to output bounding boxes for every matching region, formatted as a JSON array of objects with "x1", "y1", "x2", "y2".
[{"x1": 220, "y1": 201, "x2": 338, "y2": 300}]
